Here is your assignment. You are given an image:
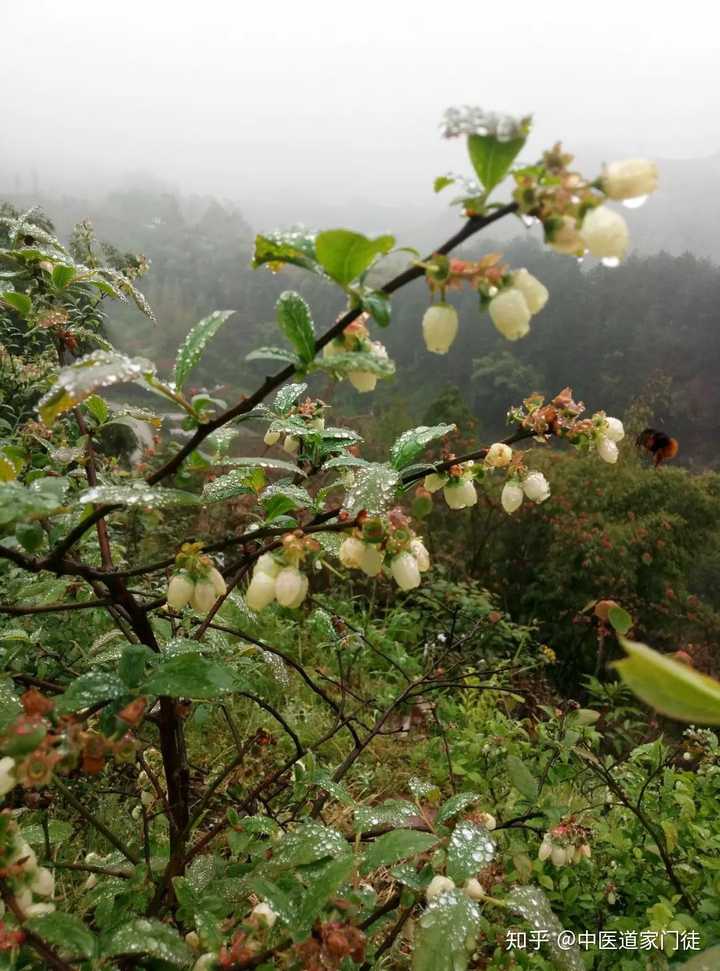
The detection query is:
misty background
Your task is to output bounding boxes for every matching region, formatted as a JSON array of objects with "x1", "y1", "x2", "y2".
[{"x1": 3, "y1": 0, "x2": 720, "y2": 464}]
